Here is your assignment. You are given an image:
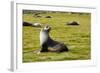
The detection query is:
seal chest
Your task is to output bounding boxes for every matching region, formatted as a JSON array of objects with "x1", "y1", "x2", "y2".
[{"x1": 40, "y1": 29, "x2": 48, "y2": 46}]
